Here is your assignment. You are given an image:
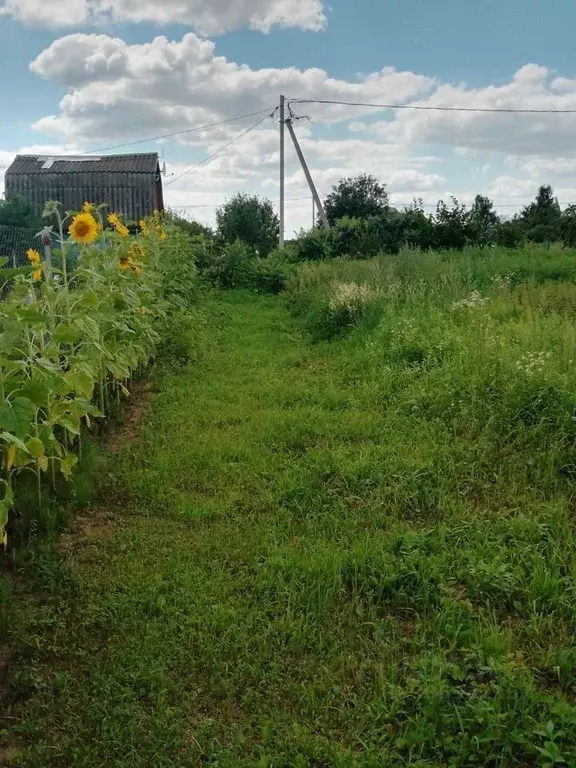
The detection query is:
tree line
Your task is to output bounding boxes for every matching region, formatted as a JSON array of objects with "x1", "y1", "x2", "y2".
[{"x1": 169, "y1": 176, "x2": 576, "y2": 261}]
